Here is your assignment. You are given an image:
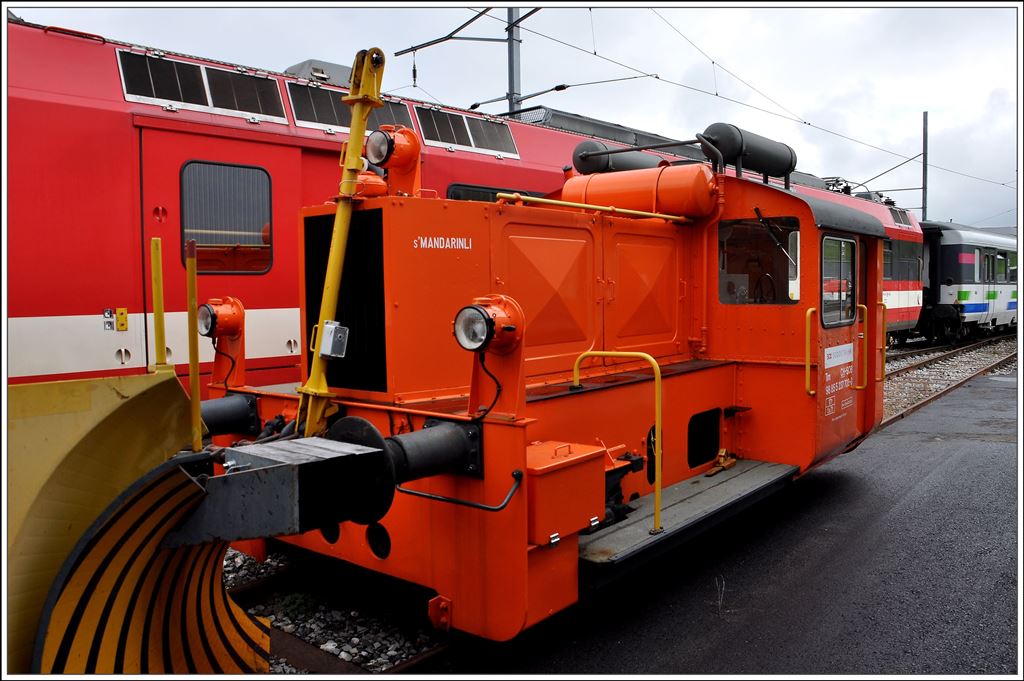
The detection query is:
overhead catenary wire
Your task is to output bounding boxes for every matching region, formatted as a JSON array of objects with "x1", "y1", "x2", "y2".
[
  {"x1": 968, "y1": 207, "x2": 1018, "y2": 225},
  {"x1": 651, "y1": 8, "x2": 805, "y2": 122},
  {"x1": 466, "y1": 8, "x2": 1014, "y2": 191}
]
